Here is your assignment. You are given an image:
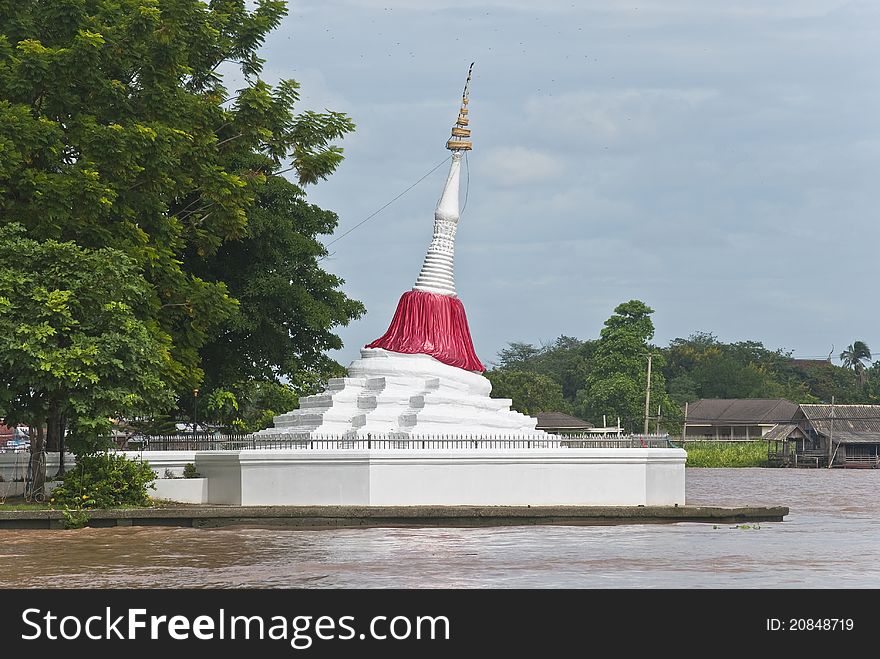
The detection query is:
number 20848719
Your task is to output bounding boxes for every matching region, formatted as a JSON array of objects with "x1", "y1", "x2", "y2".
[{"x1": 767, "y1": 619, "x2": 854, "y2": 632}]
